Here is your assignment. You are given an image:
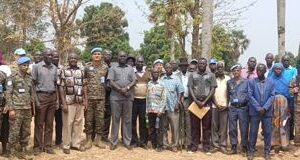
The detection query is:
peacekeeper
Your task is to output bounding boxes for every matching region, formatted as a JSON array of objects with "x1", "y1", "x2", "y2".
[
  {"x1": 10, "y1": 48, "x2": 27, "y2": 74},
  {"x1": 83, "y1": 48, "x2": 108, "y2": 149},
  {"x1": 5, "y1": 57, "x2": 35, "y2": 159}
]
